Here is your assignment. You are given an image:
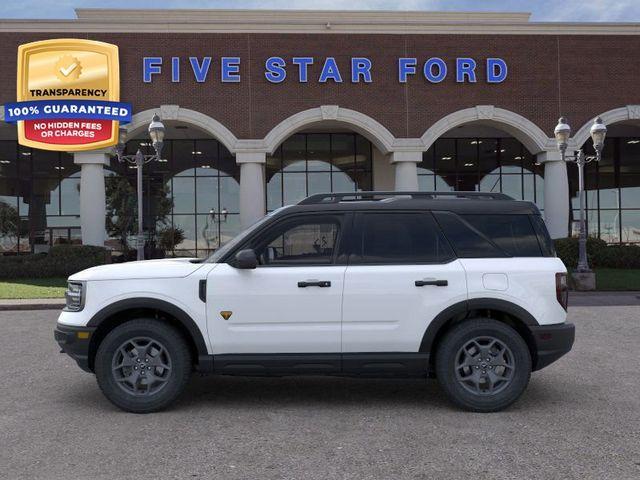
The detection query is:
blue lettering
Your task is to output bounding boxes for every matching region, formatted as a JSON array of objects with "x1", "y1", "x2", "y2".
[
  {"x1": 221, "y1": 57, "x2": 241, "y2": 83},
  {"x1": 319, "y1": 57, "x2": 342, "y2": 83},
  {"x1": 487, "y1": 58, "x2": 508, "y2": 83},
  {"x1": 143, "y1": 57, "x2": 162, "y2": 83},
  {"x1": 171, "y1": 57, "x2": 180, "y2": 83},
  {"x1": 424, "y1": 58, "x2": 447, "y2": 83},
  {"x1": 292, "y1": 57, "x2": 313, "y2": 82},
  {"x1": 265, "y1": 56, "x2": 287, "y2": 83},
  {"x1": 398, "y1": 58, "x2": 417, "y2": 83},
  {"x1": 456, "y1": 58, "x2": 477, "y2": 83},
  {"x1": 189, "y1": 57, "x2": 211, "y2": 83},
  {"x1": 351, "y1": 57, "x2": 372, "y2": 83}
]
